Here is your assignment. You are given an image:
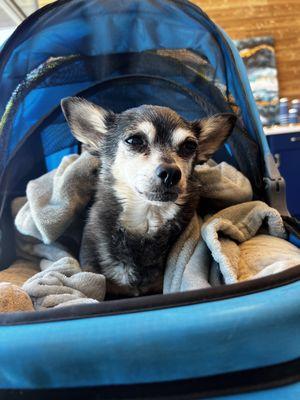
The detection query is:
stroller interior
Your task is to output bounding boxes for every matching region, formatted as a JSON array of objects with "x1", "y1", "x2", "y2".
[{"x1": 0, "y1": 0, "x2": 299, "y2": 316}]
